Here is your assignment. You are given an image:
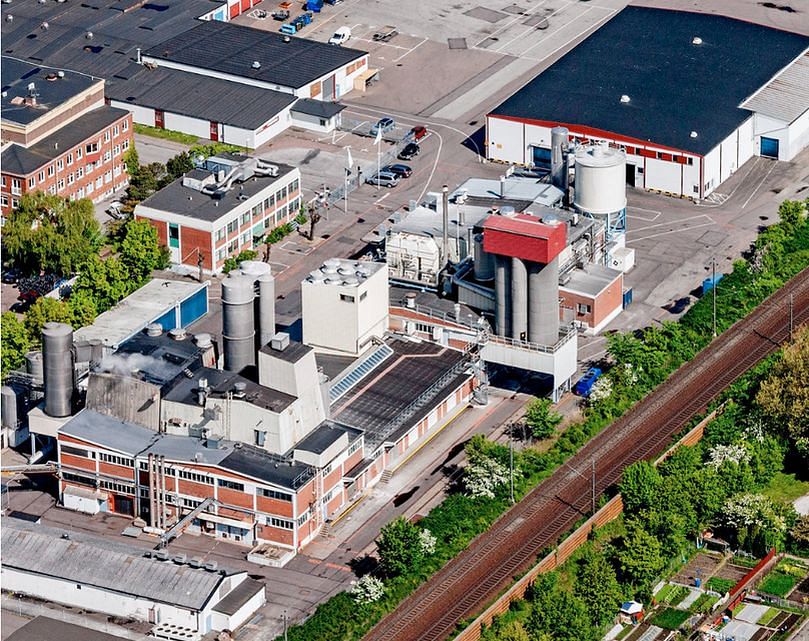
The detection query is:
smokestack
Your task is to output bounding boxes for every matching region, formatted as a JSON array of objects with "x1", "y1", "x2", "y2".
[
  {"x1": 551, "y1": 127, "x2": 569, "y2": 205},
  {"x1": 258, "y1": 272, "x2": 275, "y2": 349},
  {"x1": 499, "y1": 175, "x2": 506, "y2": 198},
  {"x1": 221, "y1": 274, "x2": 256, "y2": 372},
  {"x1": 442, "y1": 185, "x2": 449, "y2": 267},
  {"x1": 42, "y1": 322, "x2": 74, "y2": 417}
]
